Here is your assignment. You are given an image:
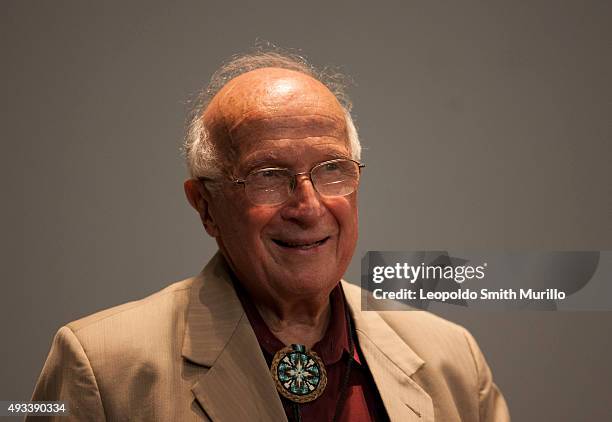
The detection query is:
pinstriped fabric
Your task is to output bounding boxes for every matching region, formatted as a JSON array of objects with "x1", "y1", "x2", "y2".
[
  {"x1": 191, "y1": 317, "x2": 288, "y2": 421},
  {"x1": 182, "y1": 254, "x2": 244, "y2": 367},
  {"x1": 347, "y1": 284, "x2": 510, "y2": 422},
  {"x1": 184, "y1": 254, "x2": 287, "y2": 421}
]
